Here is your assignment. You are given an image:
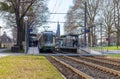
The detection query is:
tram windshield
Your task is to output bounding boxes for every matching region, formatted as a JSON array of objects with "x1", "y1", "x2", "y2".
[{"x1": 44, "y1": 33, "x2": 53, "y2": 44}]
